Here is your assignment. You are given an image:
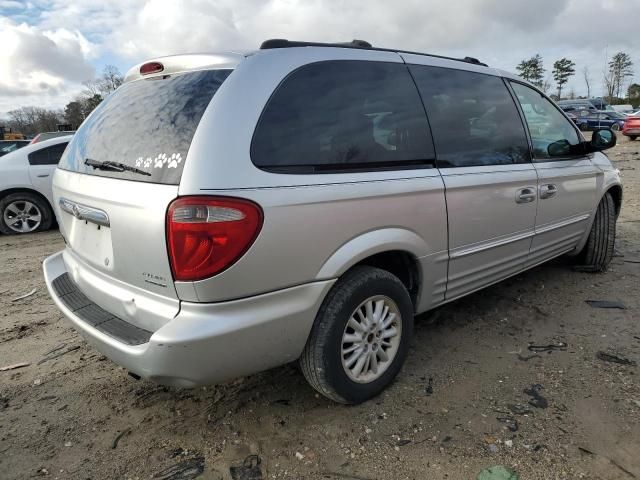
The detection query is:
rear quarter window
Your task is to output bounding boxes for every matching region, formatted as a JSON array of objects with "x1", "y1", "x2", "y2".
[
  {"x1": 251, "y1": 60, "x2": 435, "y2": 173},
  {"x1": 28, "y1": 142, "x2": 69, "y2": 165},
  {"x1": 58, "y1": 69, "x2": 231, "y2": 184}
]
